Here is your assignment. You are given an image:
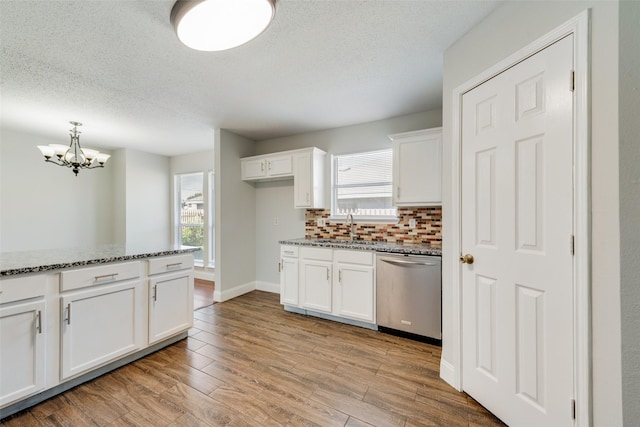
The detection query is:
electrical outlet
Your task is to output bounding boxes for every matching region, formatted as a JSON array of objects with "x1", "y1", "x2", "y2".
[
  {"x1": 273, "y1": 217, "x2": 279, "y2": 226},
  {"x1": 316, "y1": 218, "x2": 326, "y2": 227},
  {"x1": 409, "y1": 218, "x2": 417, "y2": 229}
]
